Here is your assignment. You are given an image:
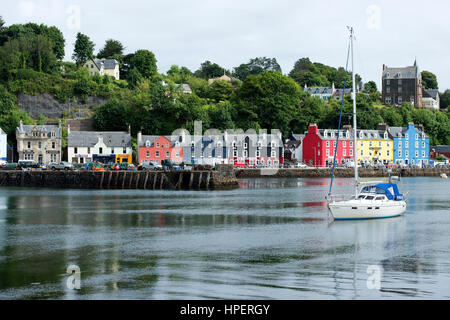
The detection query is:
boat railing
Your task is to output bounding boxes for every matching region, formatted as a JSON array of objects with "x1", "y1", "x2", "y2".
[{"x1": 326, "y1": 194, "x2": 353, "y2": 202}]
